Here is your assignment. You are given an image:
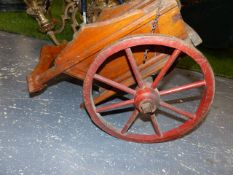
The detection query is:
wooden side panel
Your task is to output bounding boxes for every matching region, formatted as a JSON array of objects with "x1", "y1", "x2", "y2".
[
  {"x1": 131, "y1": 7, "x2": 187, "y2": 39},
  {"x1": 65, "y1": 4, "x2": 188, "y2": 83},
  {"x1": 55, "y1": 0, "x2": 177, "y2": 68},
  {"x1": 55, "y1": 10, "x2": 145, "y2": 67}
]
